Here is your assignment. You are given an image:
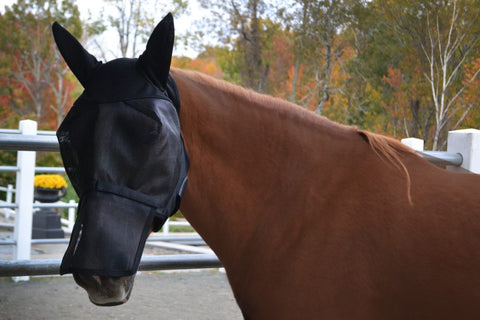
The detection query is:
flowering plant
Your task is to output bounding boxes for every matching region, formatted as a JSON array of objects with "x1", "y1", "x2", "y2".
[{"x1": 34, "y1": 174, "x2": 68, "y2": 189}]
